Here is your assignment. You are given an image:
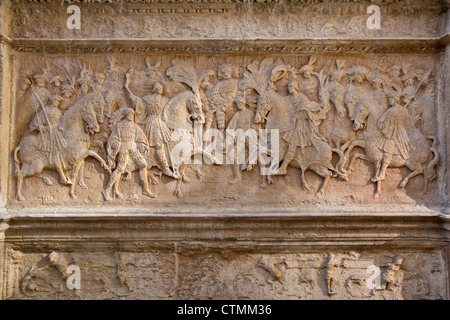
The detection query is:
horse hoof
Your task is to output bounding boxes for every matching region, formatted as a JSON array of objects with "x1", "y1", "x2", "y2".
[
  {"x1": 42, "y1": 177, "x2": 54, "y2": 186},
  {"x1": 79, "y1": 183, "x2": 88, "y2": 189},
  {"x1": 17, "y1": 195, "x2": 25, "y2": 202},
  {"x1": 229, "y1": 178, "x2": 241, "y2": 185},
  {"x1": 174, "y1": 191, "x2": 184, "y2": 198},
  {"x1": 399, "y1": 181, "x2": 407, "y2": 189},
  {"x1": 102, "y1": 191, "x2": 112, "y2": 201},
  {"x1": 114, "y1": 192, "x2": 123, "y2": 199},
  {"x1": 183, "y1": 176, "x2": 190, "y2": 183},
  {"x1": 143, "y1": 190, "x2": 157, "y2": 198}
]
